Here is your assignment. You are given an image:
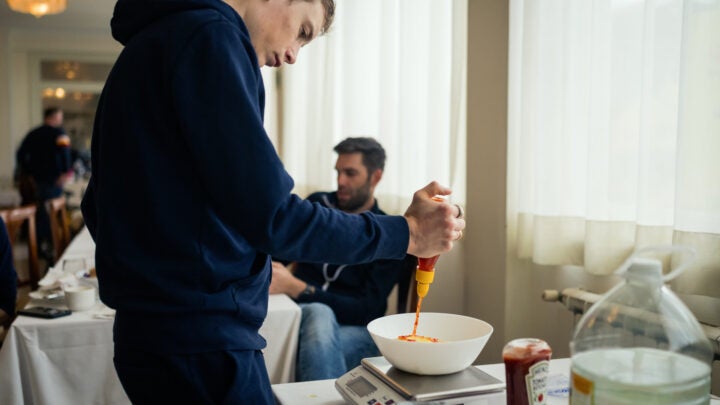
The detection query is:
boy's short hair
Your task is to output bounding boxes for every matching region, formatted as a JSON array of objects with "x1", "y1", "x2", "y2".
[
  {"x1": 319, "y1": 0, "x2": 335, "y2": 33},
  {"x1": 297, "y1": 0, "x2": 335, "y2": 34}
]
